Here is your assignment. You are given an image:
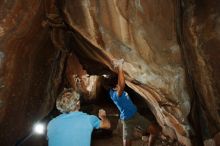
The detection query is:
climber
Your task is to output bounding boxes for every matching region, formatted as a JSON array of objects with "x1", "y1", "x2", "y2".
[
  {"x1": 47, "y1": 88, "x2": 111, "y2": 146},
  {"x1": 107, "y1": 59, "x2": 161, "y2": 146}
]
